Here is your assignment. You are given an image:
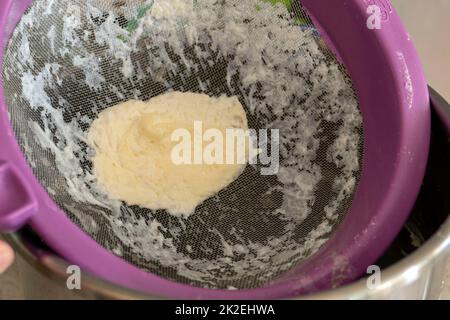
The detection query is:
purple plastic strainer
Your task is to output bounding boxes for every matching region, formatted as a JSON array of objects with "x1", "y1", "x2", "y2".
[{"x1": 0, "y1": 0, "x2": 430, "y2": 299}]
